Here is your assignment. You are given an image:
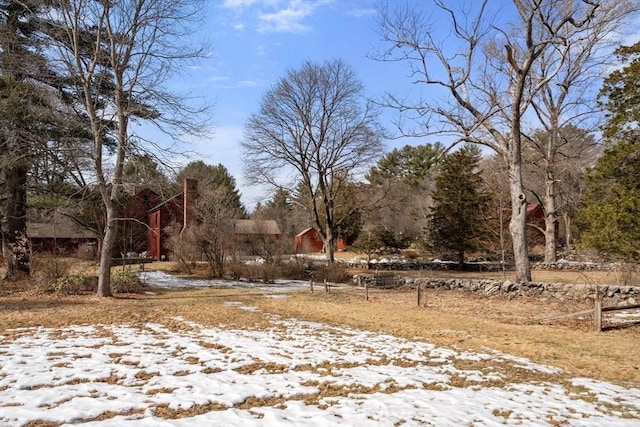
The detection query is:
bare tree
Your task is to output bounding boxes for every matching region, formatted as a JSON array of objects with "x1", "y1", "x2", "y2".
[
  {"x1": 50, "y1": 0, "x2": 209, "y2": 296},
  {"x1": 242, "y1": 59, "x2": 384, "y2": 264},
  {"x1": 375, "y1": 0, "x2": 601, "y2": 282},
  {"x1": 523, "y1": 127, "x2": 600, "y2": 259},
  {"x1": 480, "y1": 154, "x2": 512, "y2": 269},
  {"x1": 524, "y1": 1, "x2": 638, "y2": 262},
  {"x1": 190, "y1": 187, "x2": 238, "y2": 278}
]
